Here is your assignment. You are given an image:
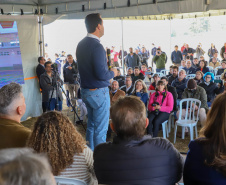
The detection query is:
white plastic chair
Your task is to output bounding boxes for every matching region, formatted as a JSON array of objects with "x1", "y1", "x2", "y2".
[
  {"x1": 214, "y1": 75, "x2": 221, "y2": 80},
  {"x1": 174, "y1": 98, "x2": 201, "y2": 143},
  {"x1": 55, "y1": 177, "x2": 87, "y2": 185},
  {"x1": 186, "y1": 74, "x2": 195, "y2": 79},
  {"x1": 147, "y1": 90, "x2": 155, "y2": 97},
  {"x1": 207, "y1": 66, "x2": 214, "y2": 73},
  {"x1": 154, "y1": 72, "x2": 163, "y2": 77},
  {"x1": 162, "y1": 120, "x2": 169, "y2": 139},
  {"x1": 214, "y1": 66, "x2": 221, "y2": 75},
  {"x1": 145, "y1": 81, "x2": 152, "y2": 87},
  {"x1": 160, "y1": 70, "x2": 169, "y2": 76}
]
